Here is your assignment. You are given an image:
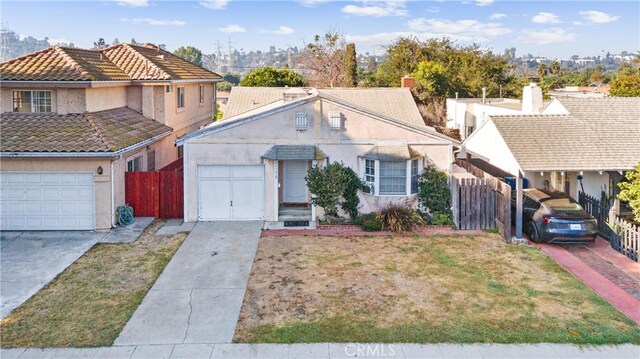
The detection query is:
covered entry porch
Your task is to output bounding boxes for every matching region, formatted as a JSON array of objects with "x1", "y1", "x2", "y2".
[{"x1": 262, "y1": 145, "x2": 327, "y2": 228}]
